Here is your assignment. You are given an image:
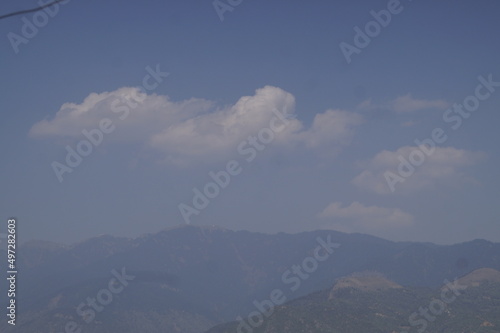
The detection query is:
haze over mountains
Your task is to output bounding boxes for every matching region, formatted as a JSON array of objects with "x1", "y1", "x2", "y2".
[{"x1": 1, "y1": 225, "x2": 499, "y2": 333}]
